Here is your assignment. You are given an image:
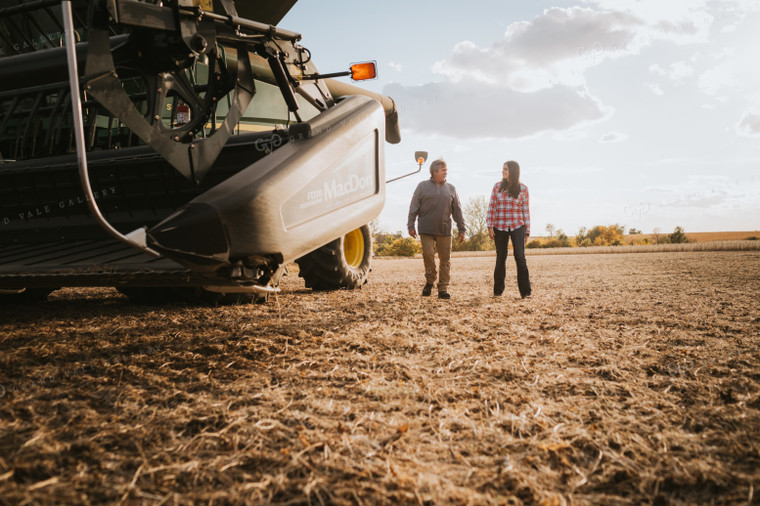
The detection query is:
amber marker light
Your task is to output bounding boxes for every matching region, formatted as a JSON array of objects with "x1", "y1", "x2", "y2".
[
  {"x1": 350, "y1": 61, "x2": 377, "y2": 81},
  {"x1": 417, "y1": 157, "x2": 425, "y2": 165}
]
